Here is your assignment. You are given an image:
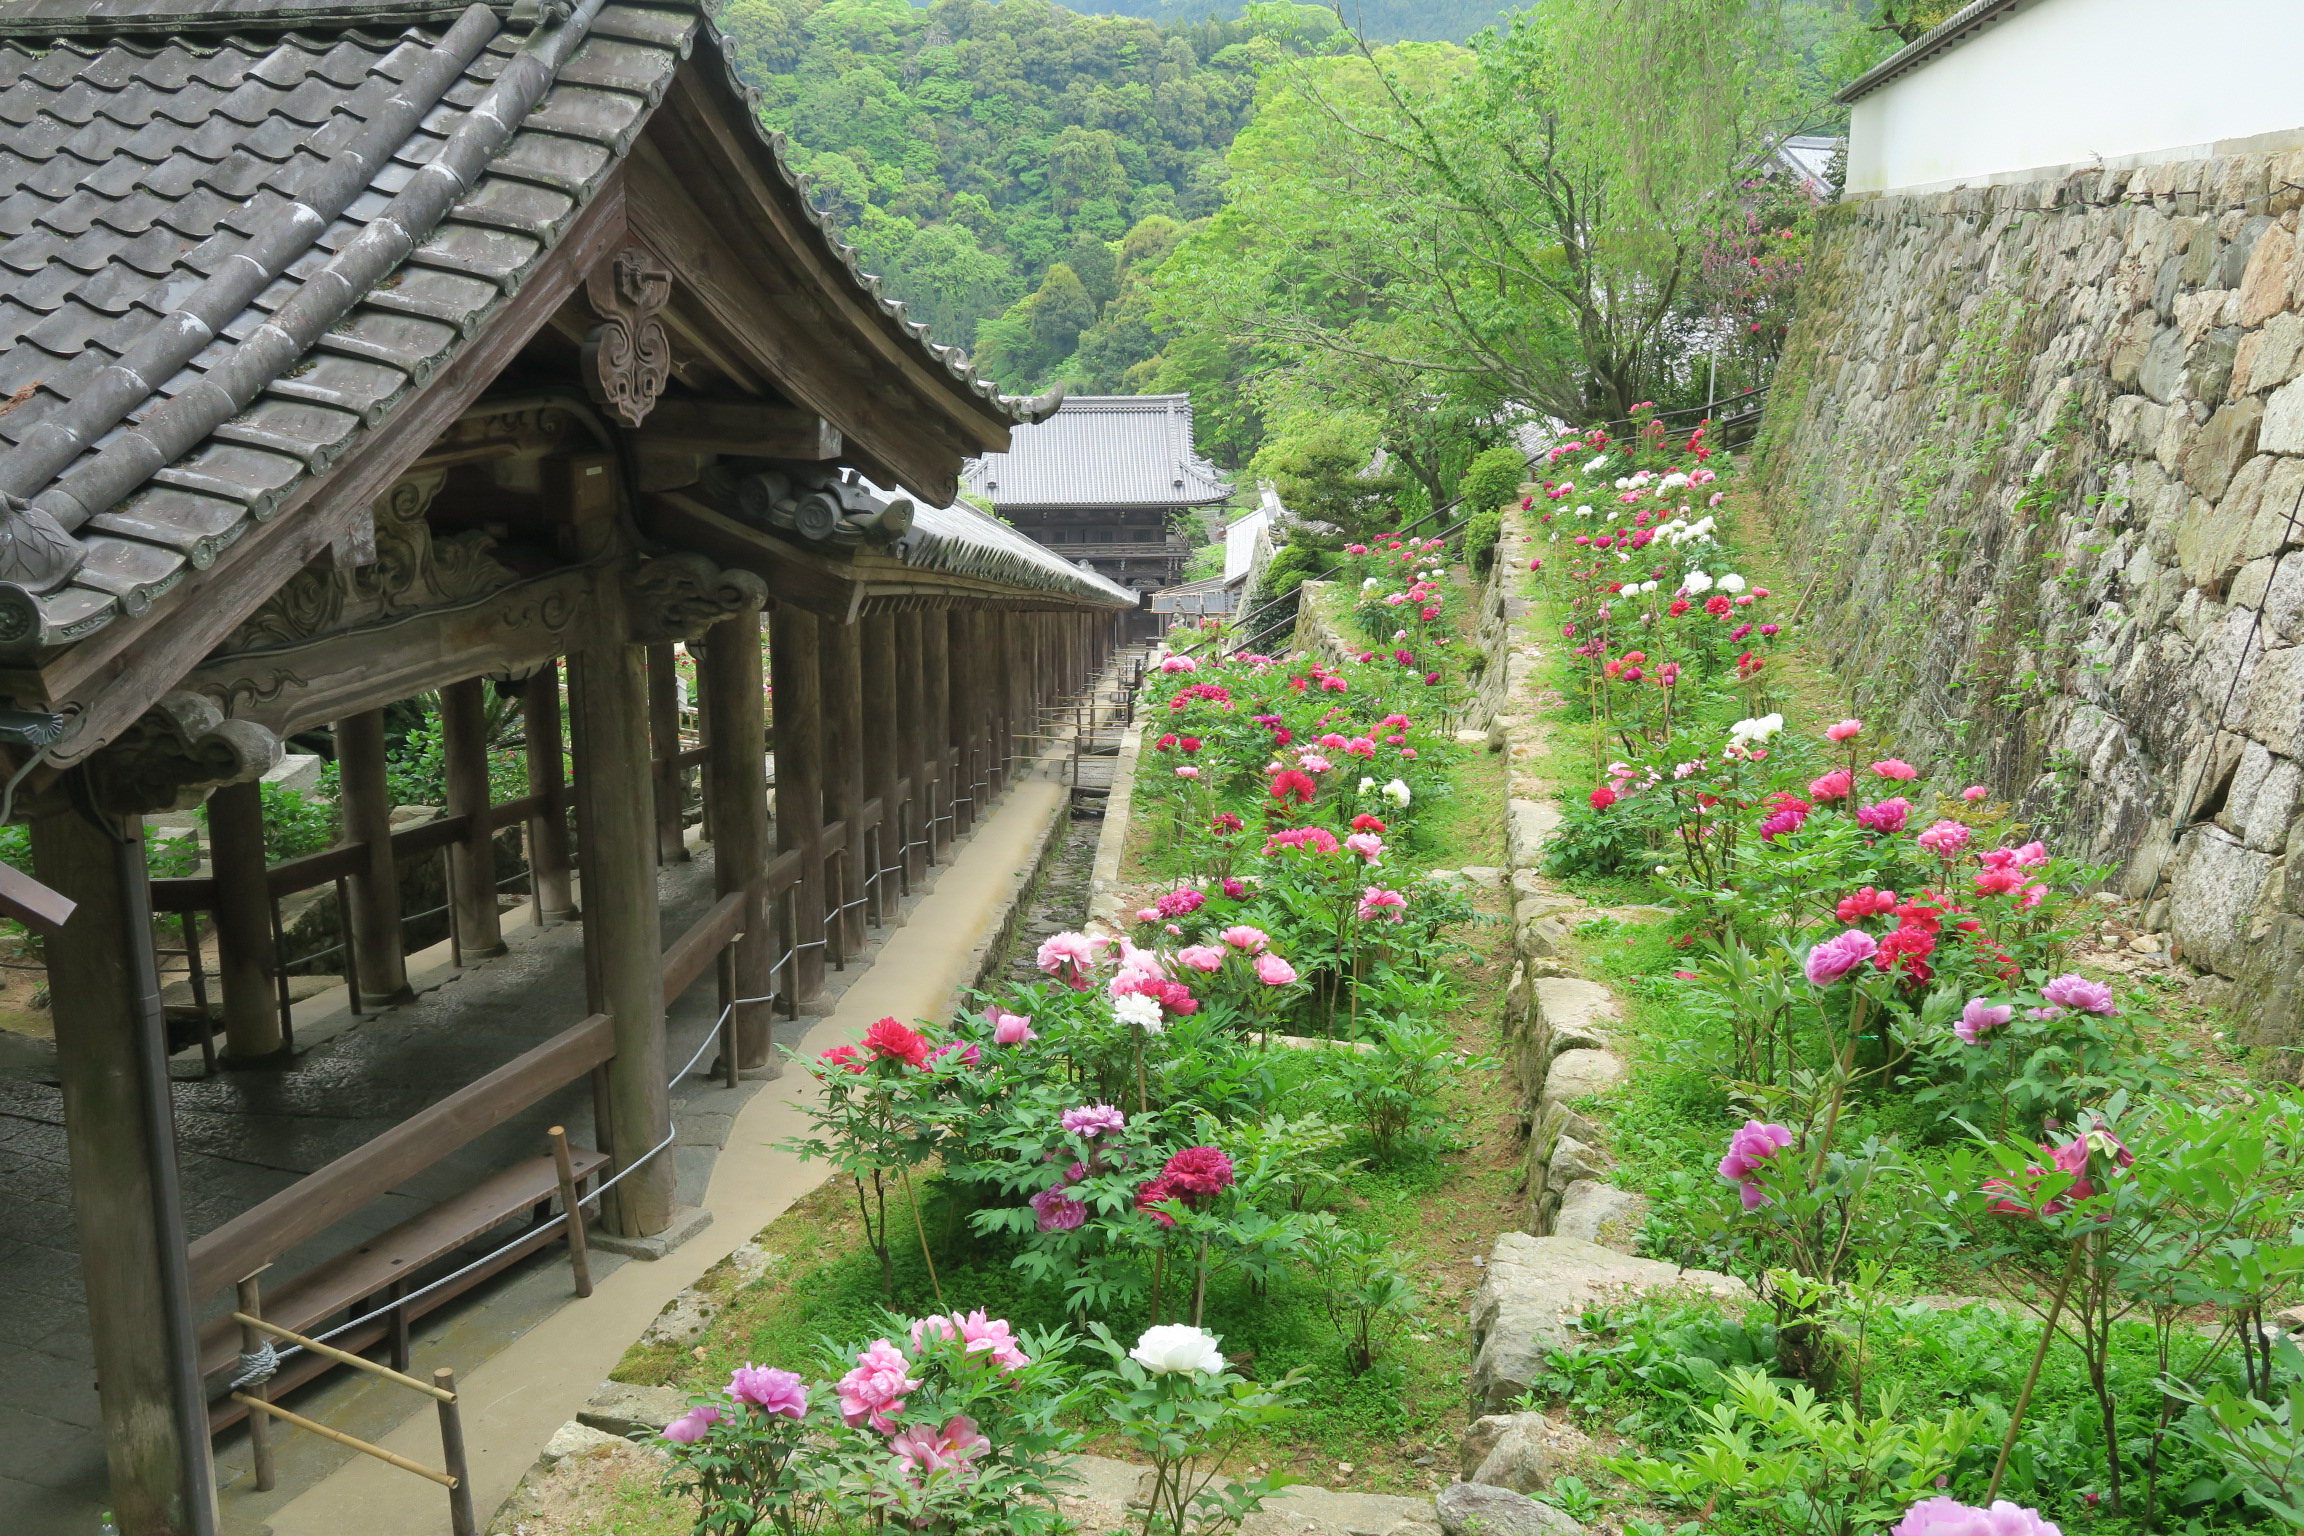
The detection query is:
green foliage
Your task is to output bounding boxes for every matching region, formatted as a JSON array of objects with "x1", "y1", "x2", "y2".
[
  {"x1": 1457, "y1": 444, "x2": 1527, "y2": 520},
  {"x1": 258, "y1": 778, "x2": 337, "y2": 862}
]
